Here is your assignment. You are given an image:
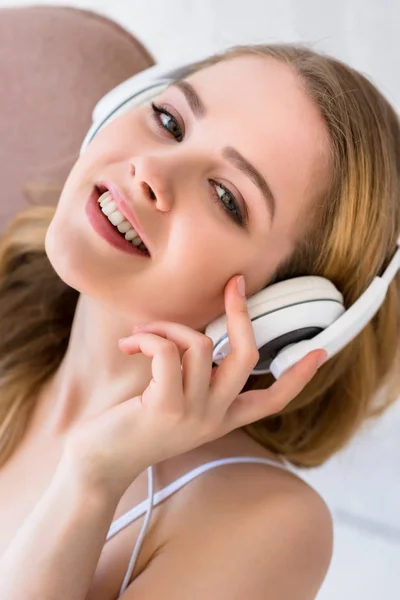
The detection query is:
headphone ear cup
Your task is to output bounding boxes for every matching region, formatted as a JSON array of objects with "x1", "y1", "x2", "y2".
[{"x1": 205, "y1": 276, "x2": 344, "y2": 376}]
